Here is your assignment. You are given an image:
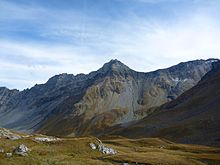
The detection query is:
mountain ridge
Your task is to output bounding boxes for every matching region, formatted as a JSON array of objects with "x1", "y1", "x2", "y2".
[
  {"x1": 104, "y1": 60, "x2": 220, "y2": 146},
  {"x1": 0, "y1": 58, "x2": 218, "y2": 137}
]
